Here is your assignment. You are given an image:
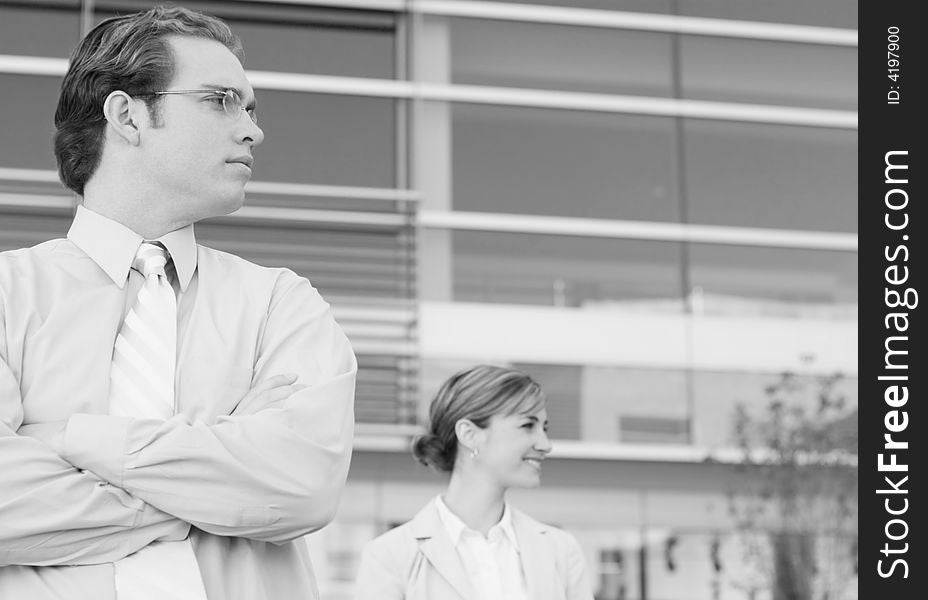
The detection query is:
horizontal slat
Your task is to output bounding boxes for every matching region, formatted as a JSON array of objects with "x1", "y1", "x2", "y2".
[
  {"x1": 0, "y1": 167, "x2": 418, "y2": 203},
  {"x1": 250, "y1": 71, "x2": 859, "y2": 129},
  {"x1": 234, "y1": 0, "x2": 859, "y2": 46},
  {"x1": 333, "y1": 305, "x2": 416, "y2": 323},
  {"x1": 423, "y1": 210, "x2": 858, "y2": 251},
  {"x1": 225, "y1": 206, "x2": 411, "y2": 229},
  {"x1": 341, "y1": 323, "x2": 414, "y2": 340},
  {"x1": 0, "y1": 57, "x2": 857, "y2": 129},
  {"x1": 416, "y1": 0, "x2": 857, "y2": 46},
  {"x1": 246, "y1": 180, "x2": 418, "y2": 202},
  {"x1": 0, "y1": 193, "x2": 73, "y2": 211}
]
